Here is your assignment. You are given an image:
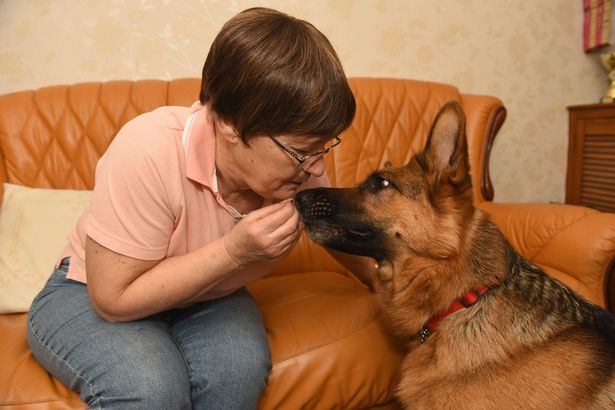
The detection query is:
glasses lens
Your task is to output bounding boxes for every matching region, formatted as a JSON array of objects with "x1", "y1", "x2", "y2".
[
  {"x1": 297, "y1": 137, "x2": 341, "y2": 169},
  {"x1": 298, "y1": 154, "x2": 324, "y2": 170}
]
